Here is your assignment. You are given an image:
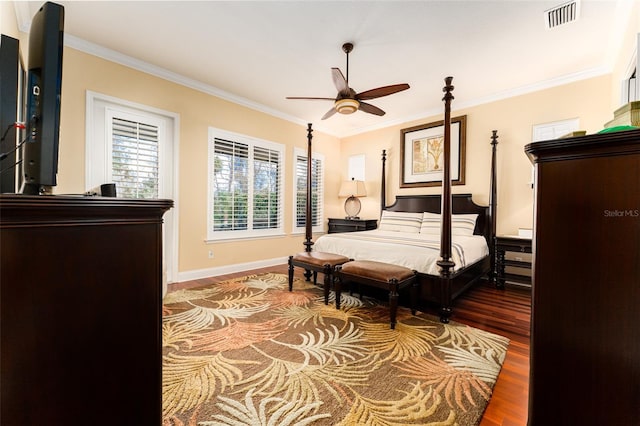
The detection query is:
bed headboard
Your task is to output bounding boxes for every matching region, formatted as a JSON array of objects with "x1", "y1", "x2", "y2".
[{"x1": 383, "y1": 194, "x2": 492, "y2": 245}]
